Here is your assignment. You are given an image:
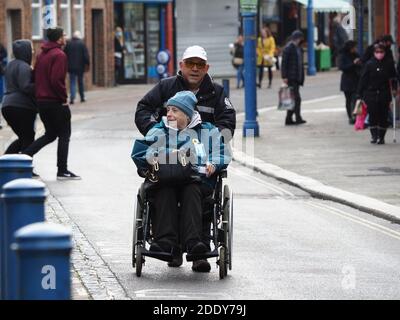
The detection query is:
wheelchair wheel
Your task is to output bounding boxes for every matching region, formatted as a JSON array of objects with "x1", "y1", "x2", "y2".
[
  {"x1": 132, "y1": 195, "x2": 139, "y2": 268},
  {"x1": 132, "y1": 185, "x2": 145, "y2": 270},
  {"x1": 223, "y1": 184, "x2": 233, "y2": 271},
  {"x1": 219, "y1": 247, "x2": 227, "y2": 279},
  {"x1": 136, "y1": 246, "x2": 143, "y2": 277}
]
